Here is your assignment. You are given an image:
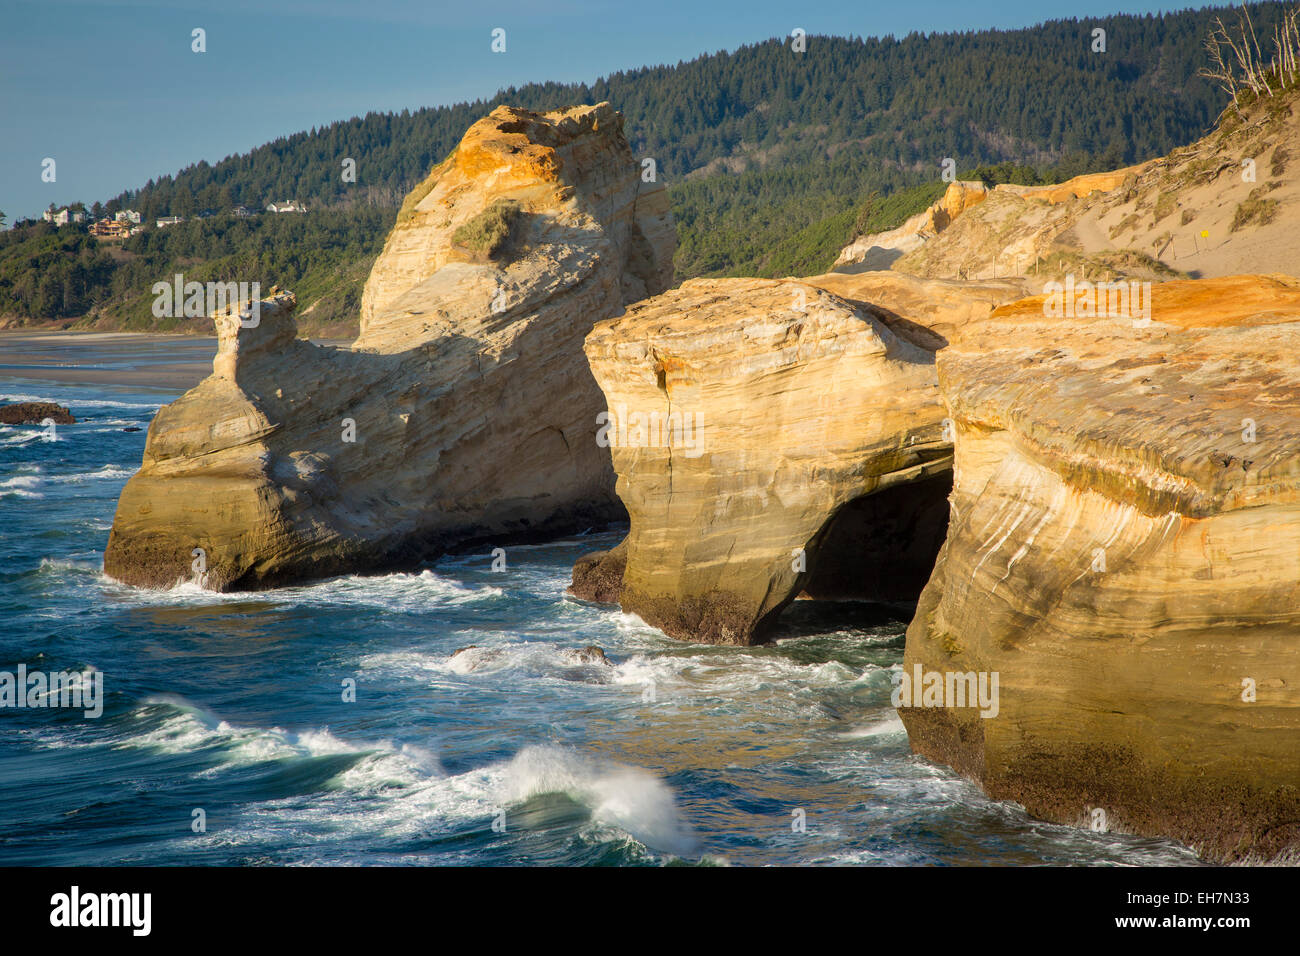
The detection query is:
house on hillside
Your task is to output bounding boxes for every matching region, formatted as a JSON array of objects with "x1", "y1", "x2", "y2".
[
  {"x1": 155, "y1": 216, "x2": 184, "y2": 228},
  {"x1": 90, "y1": 219, "x2": 130, "y2": 240},
  {"x1": 43, "y1": 207, "x2": 86, "y2": 226},
  {"x1": 265, "y1": 200, "x2": 306, "y2": 214},
  {"x1": 114, "y1": 210, "x2": 142, "y2": 224}
]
